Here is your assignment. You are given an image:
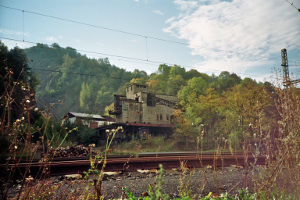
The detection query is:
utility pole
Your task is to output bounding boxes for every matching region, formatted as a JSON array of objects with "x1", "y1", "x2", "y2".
[
  {"x1": 281, "y1": 49, "x2": 290, "y2": 134},
  {"x1": 281, "y1": 48, "x2": 300, "y2": 87},
  {"x1": 281, "y1": 49, "x2": 290, "y2": 88},
  {"x1": 280, "y1": 48, "x2": 300, "y2": 135}
]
